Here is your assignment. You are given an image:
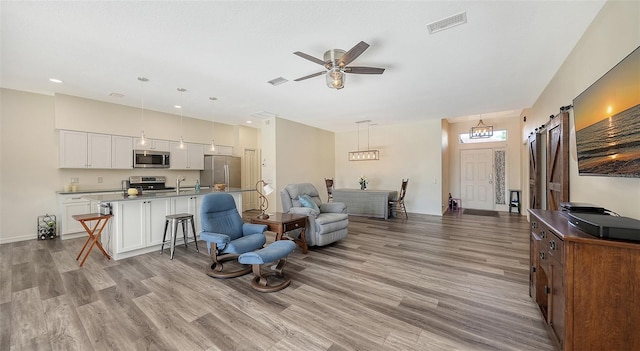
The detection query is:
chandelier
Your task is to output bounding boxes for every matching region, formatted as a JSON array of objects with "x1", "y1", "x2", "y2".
[{"x1": 470, "y1": 119, "x2": 493, "y2": 139}]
